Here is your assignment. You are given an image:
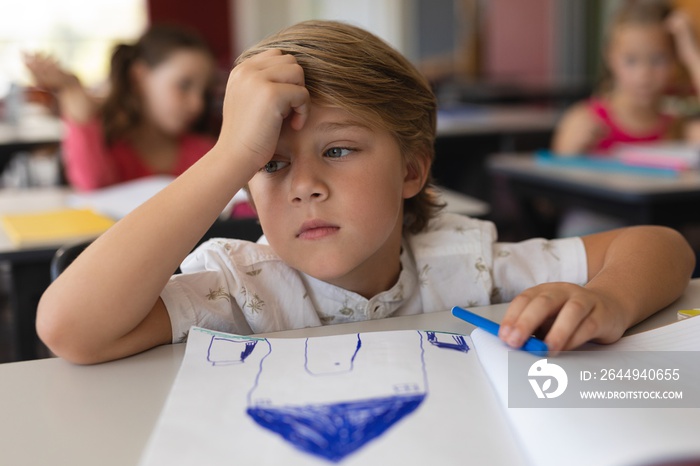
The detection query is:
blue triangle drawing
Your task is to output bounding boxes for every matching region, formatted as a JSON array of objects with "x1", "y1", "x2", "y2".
[{"x1": 247, "y1": 393, "x2": 425, "y2": 462}]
